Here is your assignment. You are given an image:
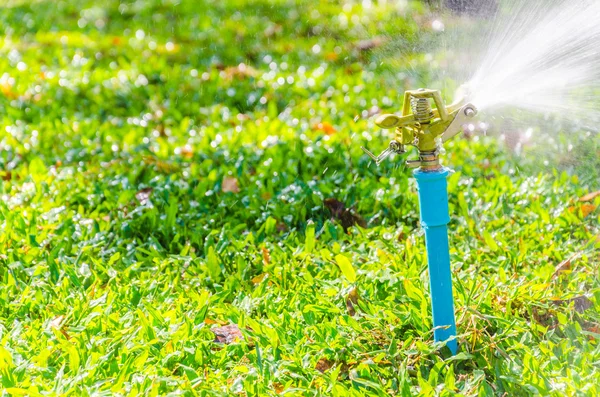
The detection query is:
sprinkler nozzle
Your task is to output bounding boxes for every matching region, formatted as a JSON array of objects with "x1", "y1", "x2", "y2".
[
  {"x1": 361, "y1": 140, "x2": 405, "y2": 165},
  {"x1": 464, "y1": 106, "x2": 476, "y2": 118},
  {"x1": 363, "y1": 88, "x2": 477, "y2": 170}
]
